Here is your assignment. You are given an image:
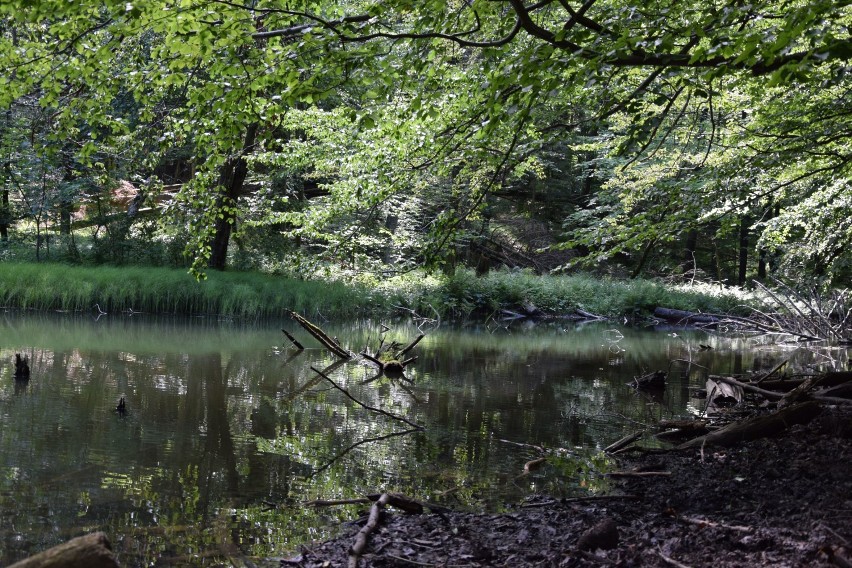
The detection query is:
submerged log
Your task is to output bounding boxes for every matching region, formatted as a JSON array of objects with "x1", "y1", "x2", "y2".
[
  {"x1": 8, "y1": 532, "x2": 119, "y2": 568},
  {"x1": 677, "y1": 401, "x2": 822, "y2": 449},
  {"x1": 630, "y1": 370, "x2": 666, "y2": 390}
]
